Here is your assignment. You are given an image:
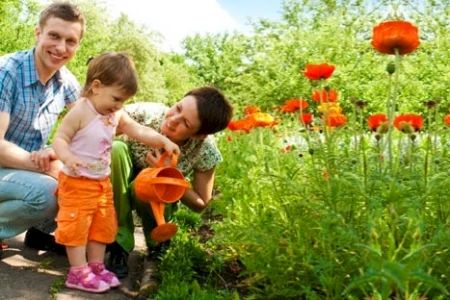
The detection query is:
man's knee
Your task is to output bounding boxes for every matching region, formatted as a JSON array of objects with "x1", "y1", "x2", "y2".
[{"x1": 27, "y1": 177, "x2": 58, "y2": 218}]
